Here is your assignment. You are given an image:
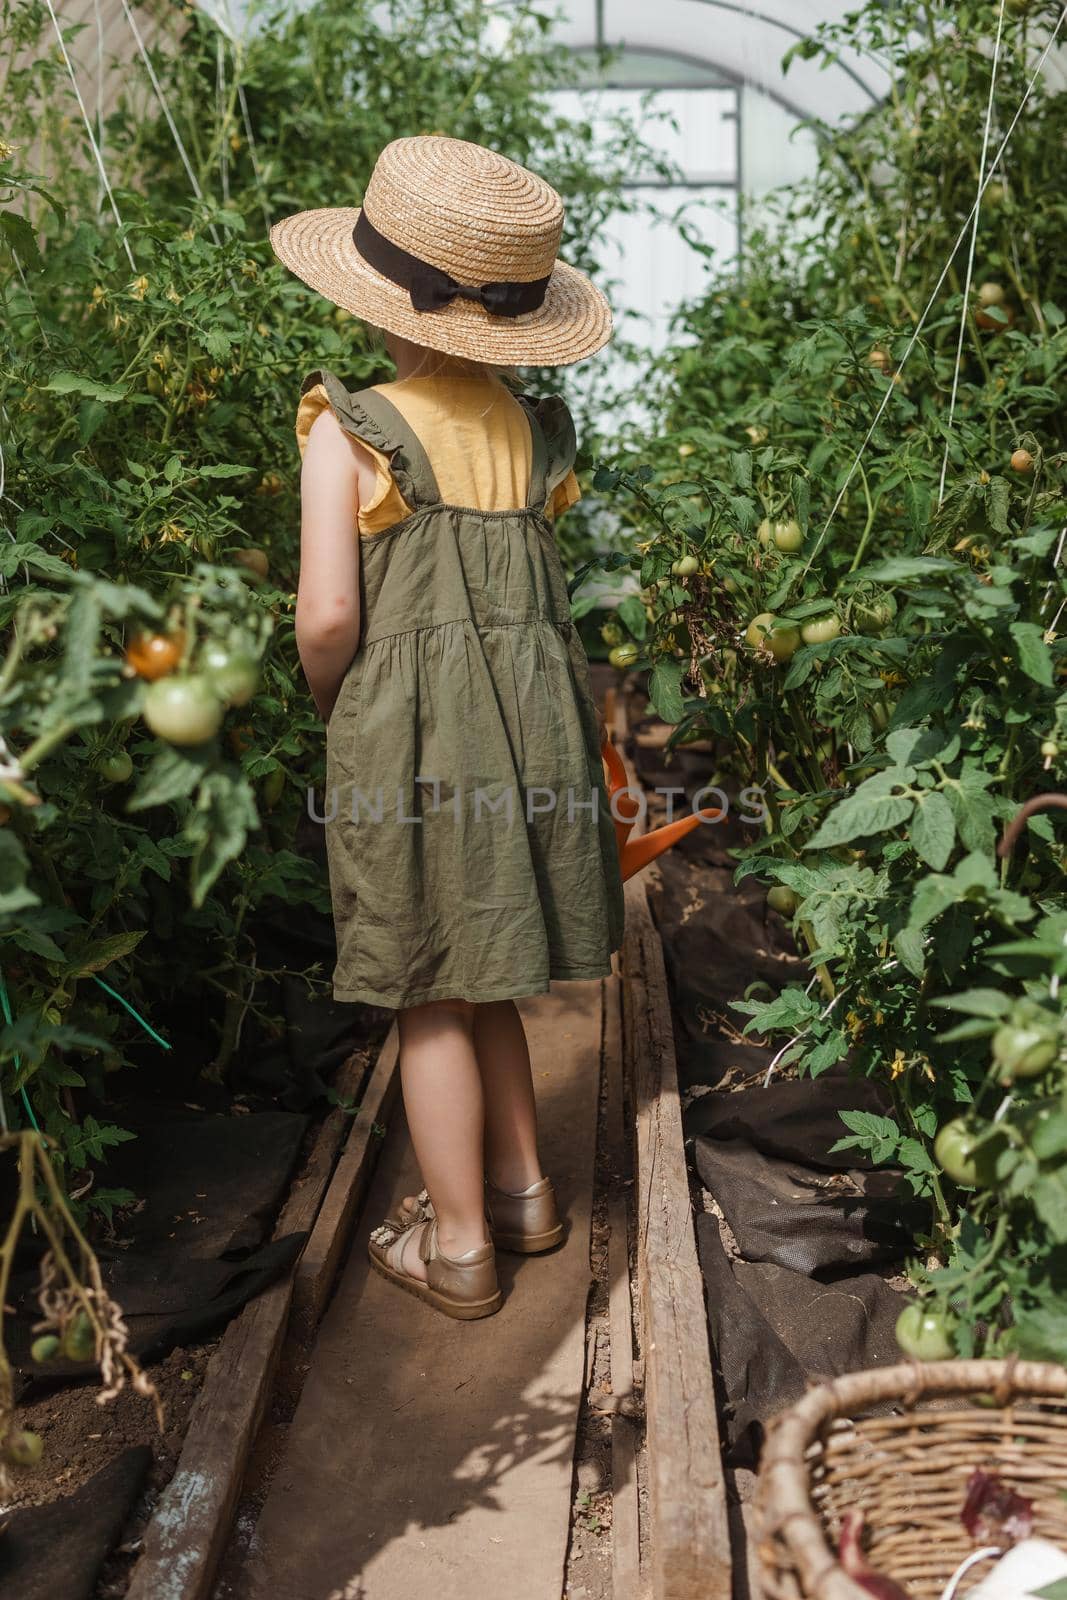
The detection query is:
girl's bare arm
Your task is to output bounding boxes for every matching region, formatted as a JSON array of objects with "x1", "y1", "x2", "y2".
[{"x1": 295, "y1": 409, "x2": 365, "y2": 721}]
